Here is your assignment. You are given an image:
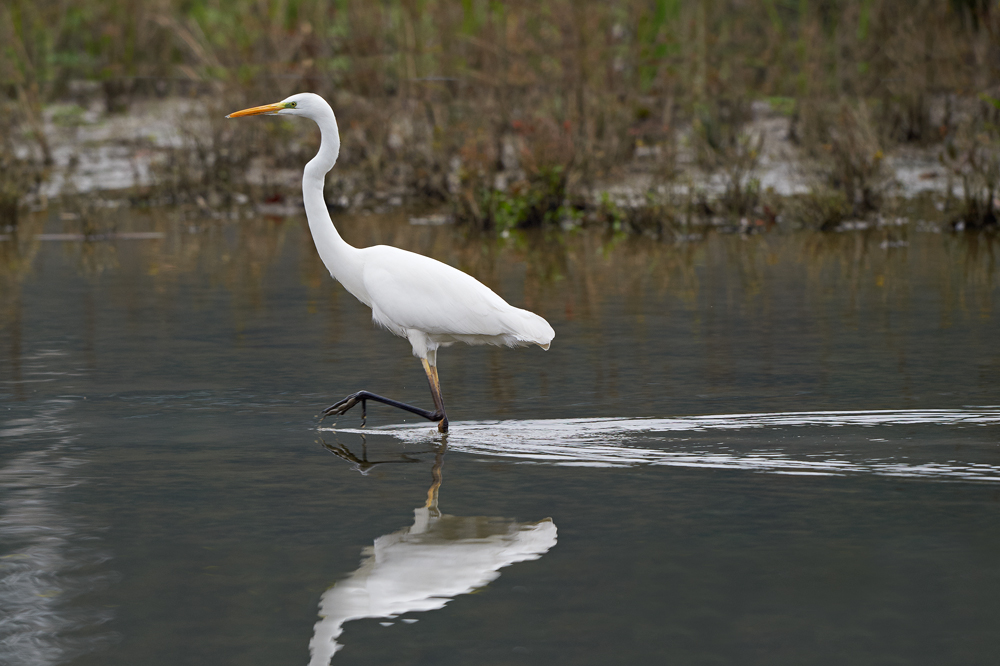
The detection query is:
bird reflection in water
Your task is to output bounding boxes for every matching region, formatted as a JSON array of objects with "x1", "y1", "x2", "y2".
[
  {"x1": 321, "y1": 436, "x2": 424, "y2": 475},
  {"x1": 310, "y1": 438, "x2": 557, "y2": 664}
]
